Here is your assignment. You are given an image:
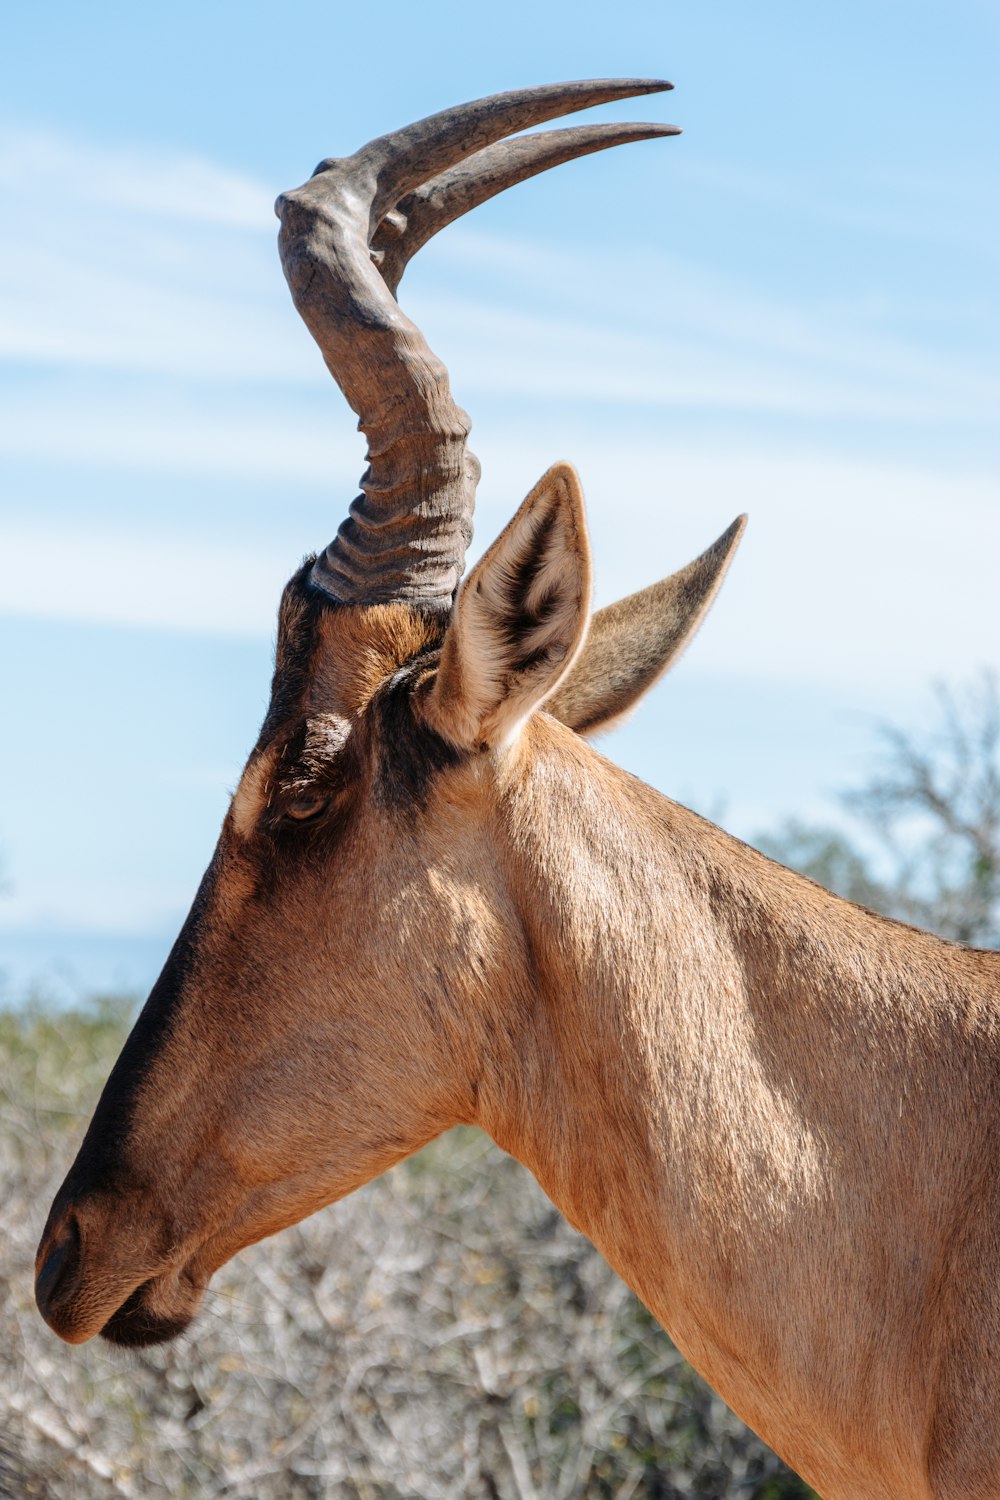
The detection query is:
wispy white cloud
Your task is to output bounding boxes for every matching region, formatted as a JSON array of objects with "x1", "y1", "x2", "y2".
[
  {"x1": 669, "y1": 154, "x2": 999, "y2": 260},
  {"x1": 420, "y1": 230, "x2": 1000, "y2": 423},
  {"x1": 0, "y1": 238, "x2": 308, "y2": 380},
  {"x1": 423, "y1": 287, "x2": 996, "y2": 422},
  {"x1": 0, "y1": 383, "x2": 351, "y2": 479},
  {"x1": 1, "y1": 123, "x2": 997, "y2": 953},
  {"x1": 3, "y1": 441, "x2": 996, "y2": 700},
  {"x1": 1, "y1": 128, "x2": 996, "y2": 690},
  {"x1": 0, "y1": 126, "x2": 272, "y2": 228},
  {"x1": 1, "y1": 127, "x2": 996, "y2": 426},
  {"x1": 0, "y1": 519, "x2": 296, "y2": 638},
  {"x1": 473, "y1": 438, "x2": 1000, "y2": 696},
  {"x1": 0, "y1": 126, "x2": 320, "y2": 380}
]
